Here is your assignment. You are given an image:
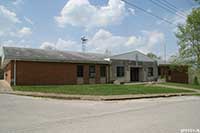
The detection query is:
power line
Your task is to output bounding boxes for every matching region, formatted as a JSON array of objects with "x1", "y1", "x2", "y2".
[
  {"x1": 121, "y1": 0, "x2": 175, "y2": 25},
  {"x1": 149, "y1": 0, "x2": 186, "y2": 19},
  {"x1": 158, "y1": 0, "x2": 187, "y2": 17}
]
